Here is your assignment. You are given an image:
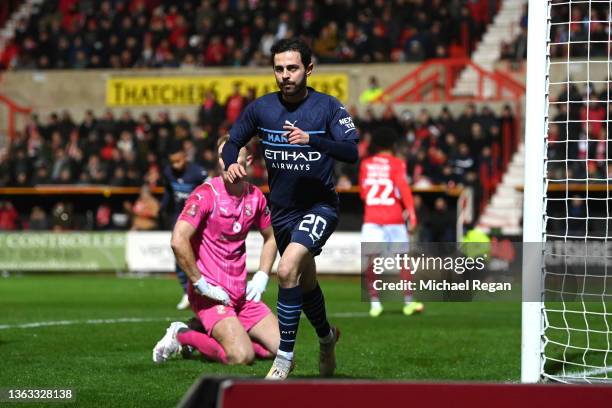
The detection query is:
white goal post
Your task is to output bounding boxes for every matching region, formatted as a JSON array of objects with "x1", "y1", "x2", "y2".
[
  {"x1": 522, "y1": 0, "x2": 612, "y2": 383},
  {"x1": 521, "y1": 0, "x2": 548, "y2": 384}
]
